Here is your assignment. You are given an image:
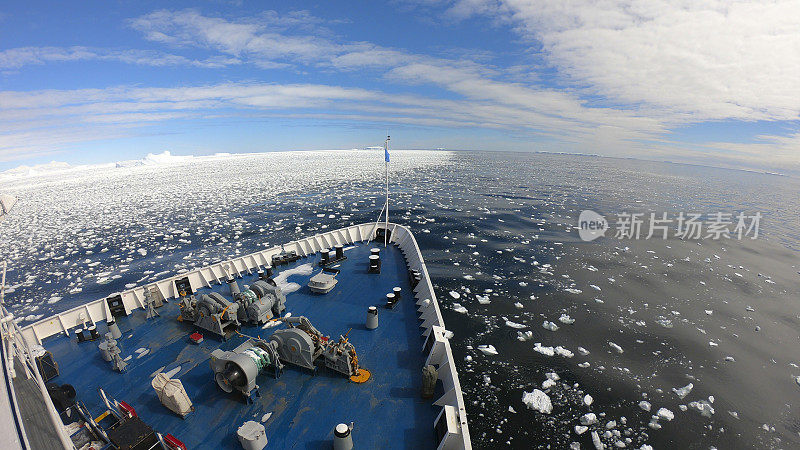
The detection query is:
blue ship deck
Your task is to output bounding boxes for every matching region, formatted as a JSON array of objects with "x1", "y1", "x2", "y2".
[{"x1": 41, "y1": 242, "x2": 440, "y2": 449}]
